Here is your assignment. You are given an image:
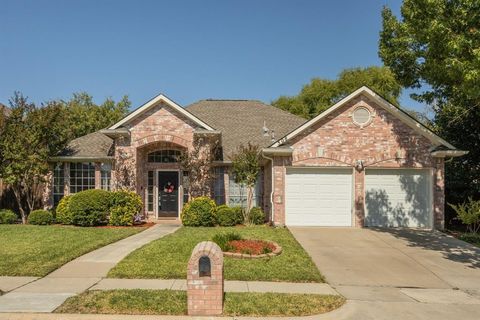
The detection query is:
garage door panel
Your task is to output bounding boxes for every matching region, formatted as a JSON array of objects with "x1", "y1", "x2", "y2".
[
  {"x1": 286, "y1": 168, "x2": 352, "y2": 227},
  {"x1": 365, "y1": 169, "x2": 431, "y2": 228}
]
